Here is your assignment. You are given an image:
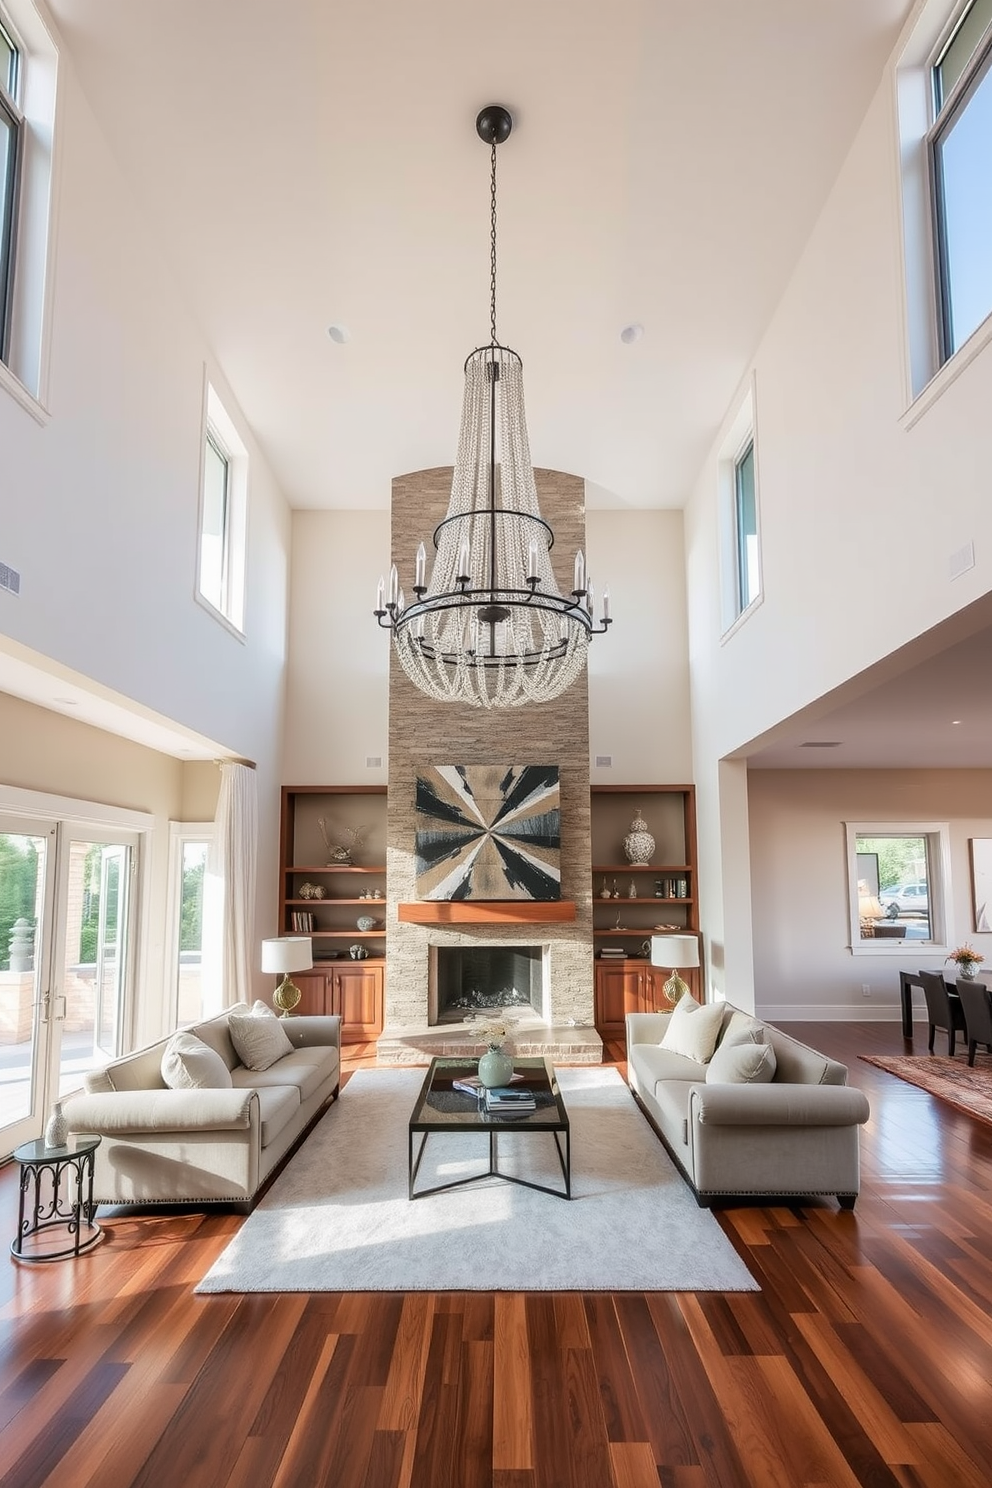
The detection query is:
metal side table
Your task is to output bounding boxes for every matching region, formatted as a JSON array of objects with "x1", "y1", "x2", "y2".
[{"x1": 10, "y1": 1135, "x2": 102, "y2": 1263}]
